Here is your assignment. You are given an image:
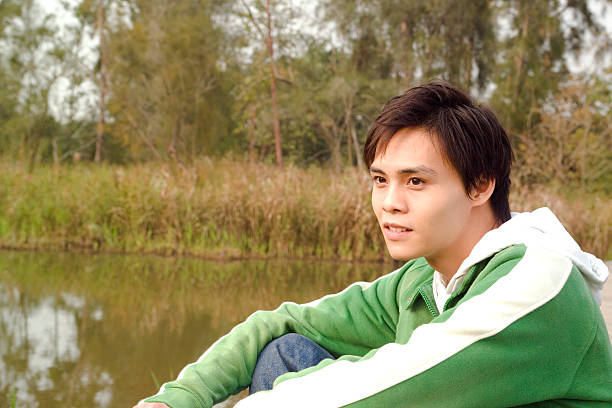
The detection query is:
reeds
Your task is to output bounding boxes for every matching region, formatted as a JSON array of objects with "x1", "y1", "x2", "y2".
[
  {"x1": 0, "y1": 159, "x2": 384, "y2": 260},
  {"x1": 0, "y1": 158, "x2": 609, "y2": 260}
]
